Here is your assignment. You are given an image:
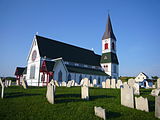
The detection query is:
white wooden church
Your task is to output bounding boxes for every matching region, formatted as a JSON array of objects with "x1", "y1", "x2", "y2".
[{"x1": 15, "y1": 15, "x2": 119, "y2": 86}]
